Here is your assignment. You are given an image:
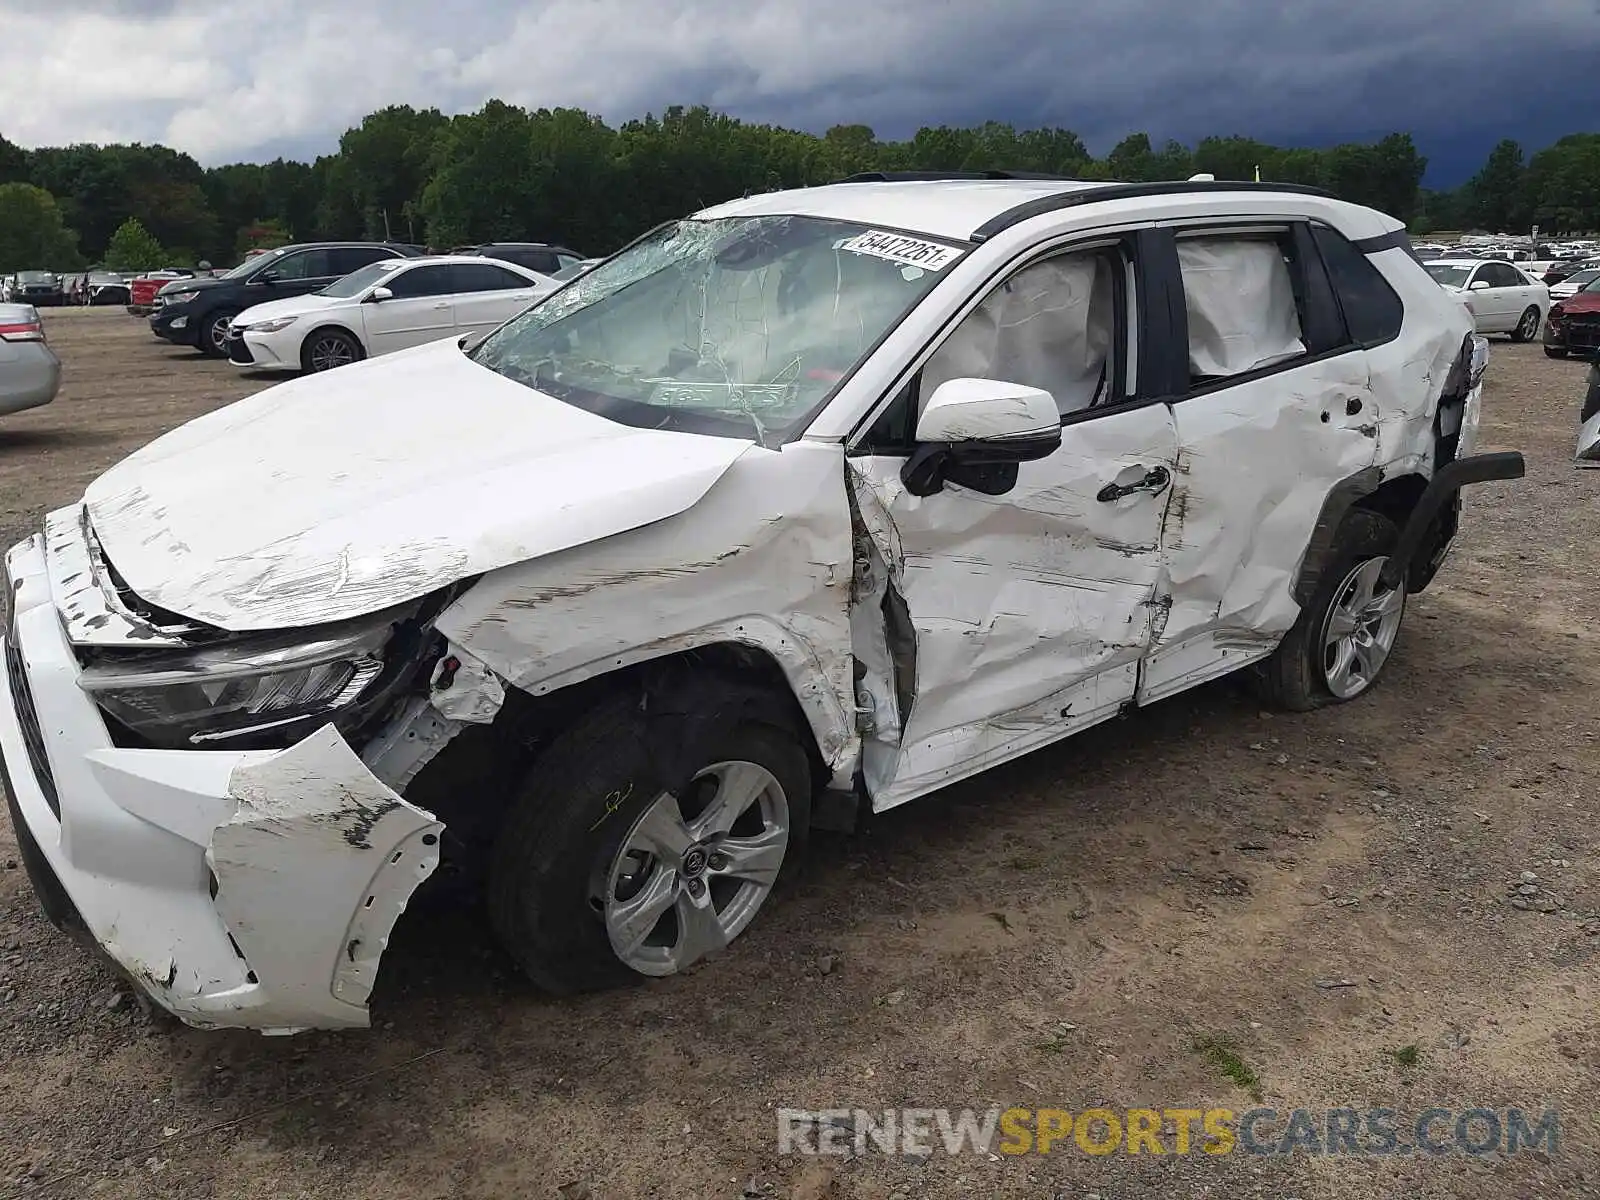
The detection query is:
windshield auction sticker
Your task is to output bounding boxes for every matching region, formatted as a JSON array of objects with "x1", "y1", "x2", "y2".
[{"x1": 839, "y1": 231, "x2": 962, "y2": 271}]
